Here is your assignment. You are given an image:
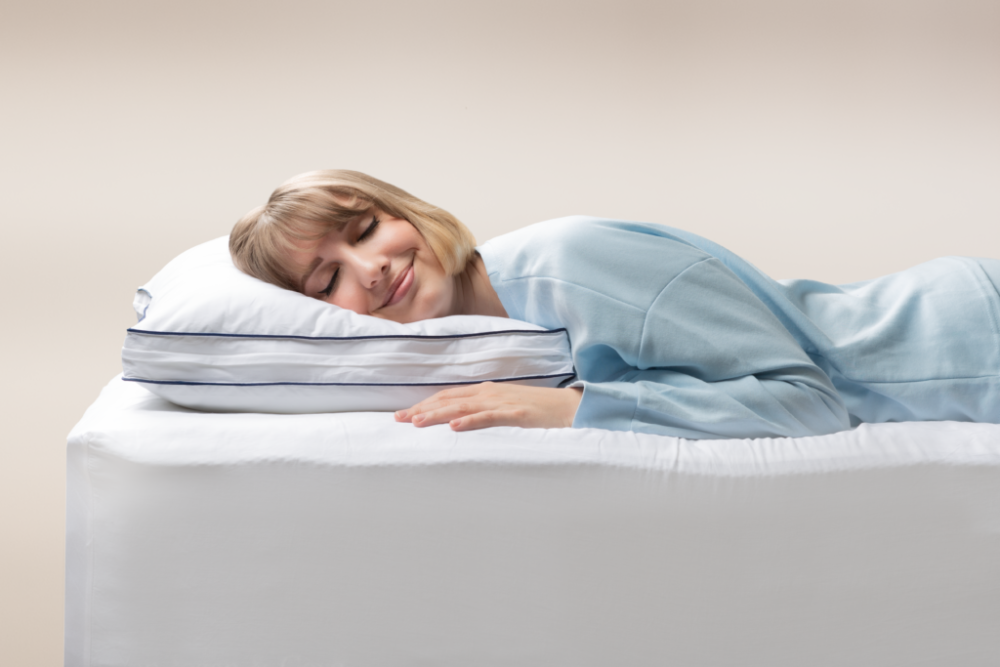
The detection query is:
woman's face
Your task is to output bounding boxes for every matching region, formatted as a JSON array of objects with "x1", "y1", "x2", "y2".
[{"x1": 289, "y1": 210, "x2": 455, "y2": 323}]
